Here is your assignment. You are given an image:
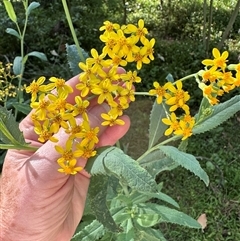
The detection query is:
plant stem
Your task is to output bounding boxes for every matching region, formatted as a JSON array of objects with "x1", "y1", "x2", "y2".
[
  {"x1": 137, "y1": 135, "x2": 180, "y2": 163},
  {"x1": 61, "y1": 0, "x2": 85, "y2": 63},
  {"x1": 134, "y1": 91, "x2": 152, "y2": 96}
]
